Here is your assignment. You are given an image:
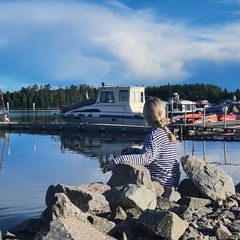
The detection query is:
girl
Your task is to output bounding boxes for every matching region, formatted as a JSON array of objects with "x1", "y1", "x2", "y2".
[{"x1": 106, "y1": 97, "x2": 180, "y2": 189}]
